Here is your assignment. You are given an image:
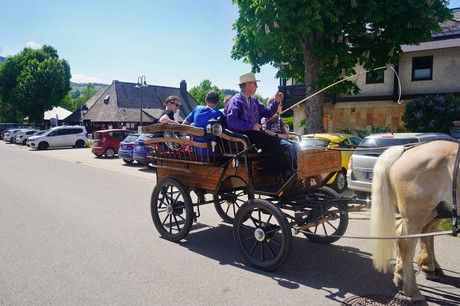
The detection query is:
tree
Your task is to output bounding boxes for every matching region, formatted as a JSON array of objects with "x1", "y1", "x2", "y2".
[
  {"x1": 231, "y1": 0, "x2": 452, "y2": 133},
  {"x1": 189, "y1": 79, "x2": 223, "y2": 108},
  {"x1": 65, "y1": 83, "x2": 98, "y2": 111},
  {"x1": 0, "y1": 45, "x2": 71, "y2": 125}
]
